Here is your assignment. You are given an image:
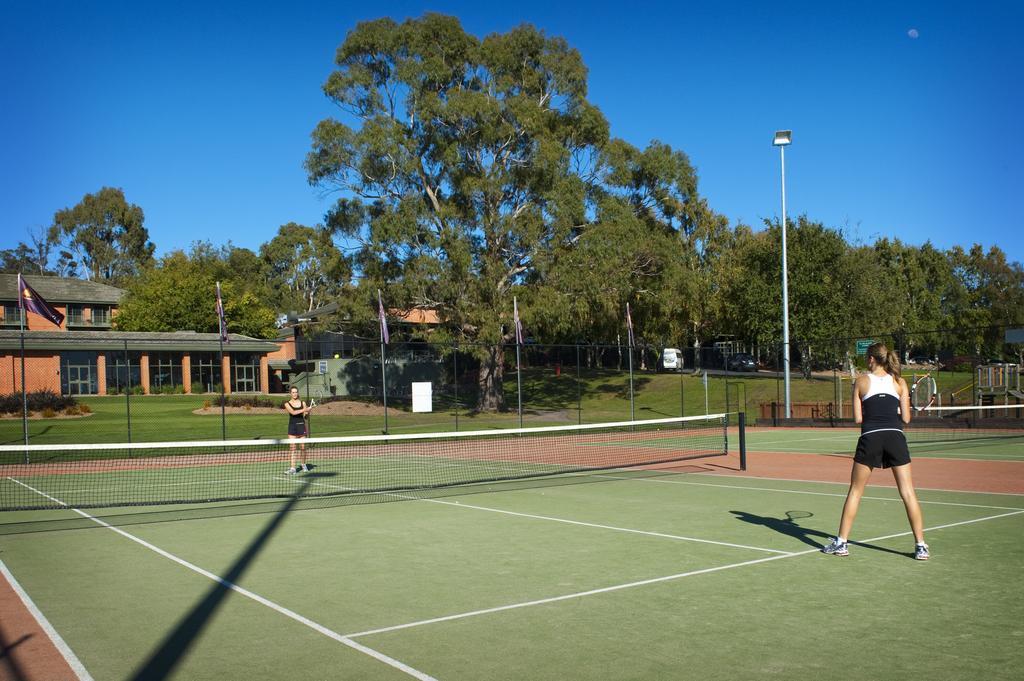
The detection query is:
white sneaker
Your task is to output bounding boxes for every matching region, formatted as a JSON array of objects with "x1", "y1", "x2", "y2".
[
  {"x1": 915, "y1": 543, "x2": 930, "y2": 560},
  {"x1": 285, "y1": 467, "x2": 297, "y2": 475},
  {"x1": 821, "y1": 538, "x2": 849, "y2": 556}
]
